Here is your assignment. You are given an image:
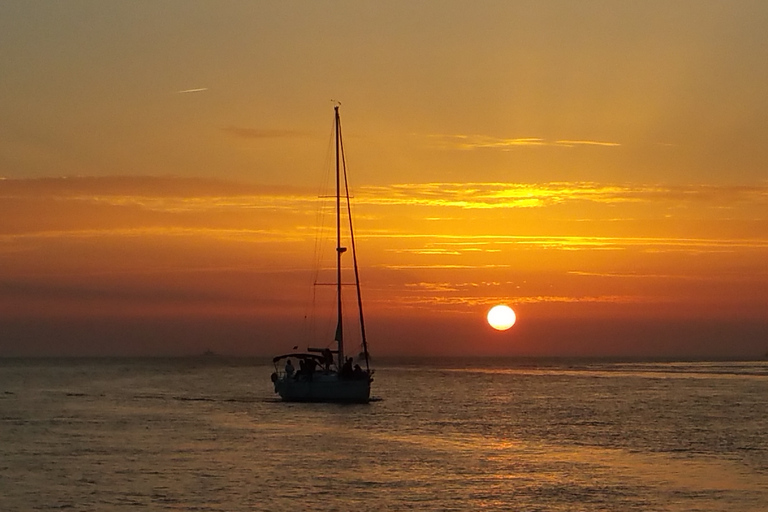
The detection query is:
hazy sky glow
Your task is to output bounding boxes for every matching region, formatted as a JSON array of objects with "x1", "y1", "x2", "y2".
[{"x1": 1, "y1": 1, "x2": 767, "y2": 357}]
